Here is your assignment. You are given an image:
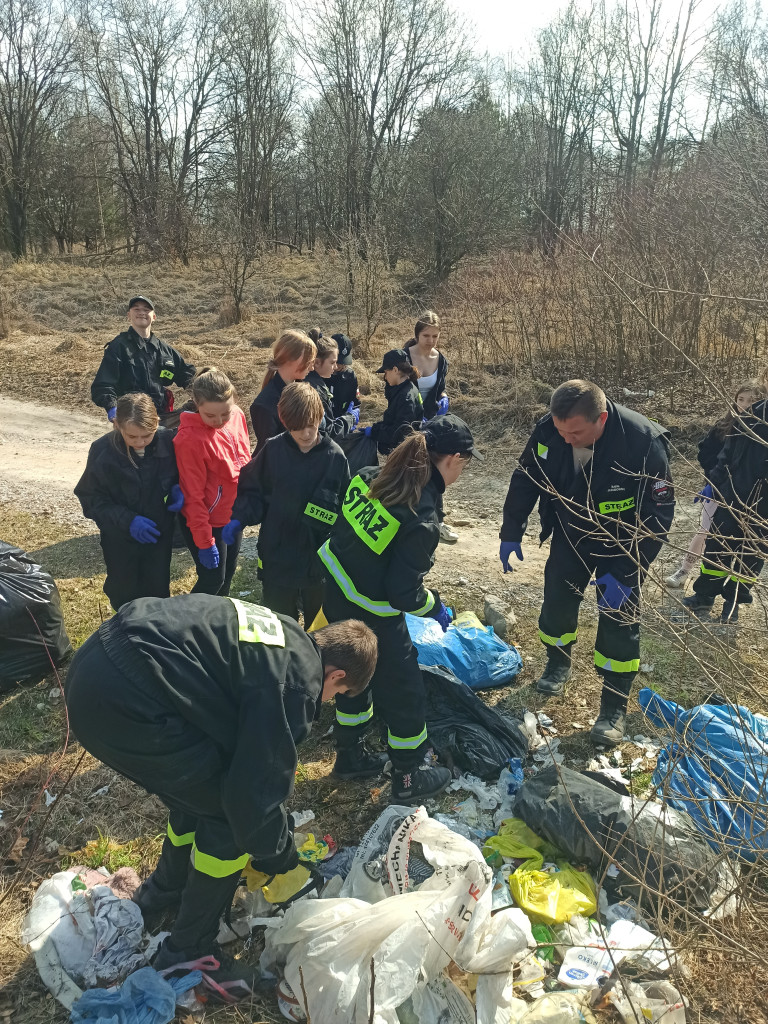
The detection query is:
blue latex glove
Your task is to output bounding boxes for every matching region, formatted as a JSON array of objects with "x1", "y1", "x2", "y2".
[
  {"x1": 198, "y1": 543, "x2": 220, "y2": 569},
  {"x1": 346, "y1": 402, "x2": 360, "y2": 427},
  {"x1": 107, "y1": 406, "x2": 117, "y2": 422},
  {"x1": 694, "y1": 483, "x2": 713, "y2": 503},
  {"x1": 221, "y1": 519, "x2": 242, "y2": 546},
  {"x1": 436, "y1": 395, "x2": 449, "y2": 415},
  {"x1": 166, "y1": 484, "x2": 184, "y2": 512},
  {"x1": 591, "y1": 572, "x2": 633, "y2": 610},
  {"x1": 129, "y1": 515, "x2": 160, "y2": 544},
  {"x1": 499, "y1": 541, "x2": 523, "y2": 572},
  {"x1": 363, "y1": 425, "x2": 373, "y2": 437},
  {"x1": 433, "y1": 602, "x2": 452, "y2": 632}
]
